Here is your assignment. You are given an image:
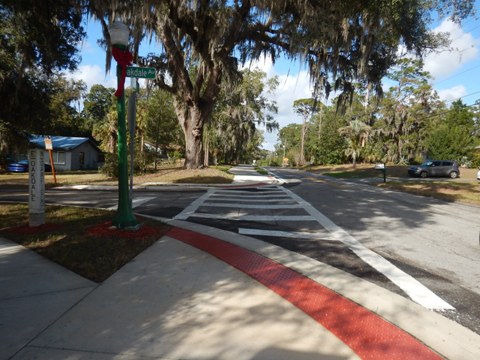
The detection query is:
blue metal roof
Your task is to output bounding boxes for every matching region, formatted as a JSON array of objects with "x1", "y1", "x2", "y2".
[{"x1": 28, "y1": 135, "x2": 92, "y2": 151}]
